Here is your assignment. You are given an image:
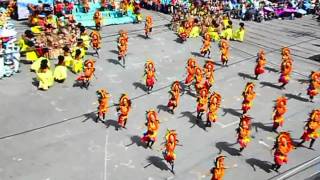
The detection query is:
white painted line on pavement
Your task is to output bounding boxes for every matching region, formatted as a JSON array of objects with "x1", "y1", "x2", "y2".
[
  {"x1": 221, "y1": 121, "x2": 239, "y2": 128},
  {"x1": 258, "y1": 140, "x2": 271, "y2": 148},
  {"x1": 276, "y1": 155, "x2": 320, "y2": 180},
  {"x1": 104, "y1": 134, "x2": 109, "y2": 180},
  {"x1": 216, "y1": 122, "x2": 225, "y2": 128}
]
